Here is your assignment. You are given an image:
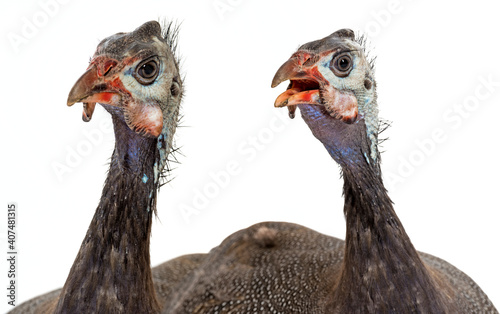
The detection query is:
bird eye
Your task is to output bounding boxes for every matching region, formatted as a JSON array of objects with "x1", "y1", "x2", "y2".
[
  {"x1": 330, "y1": 53, "x2": 353, "y2": 77},
  {"x1": 134, "y1": 57, "x2": 160, "y2": 85}
]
